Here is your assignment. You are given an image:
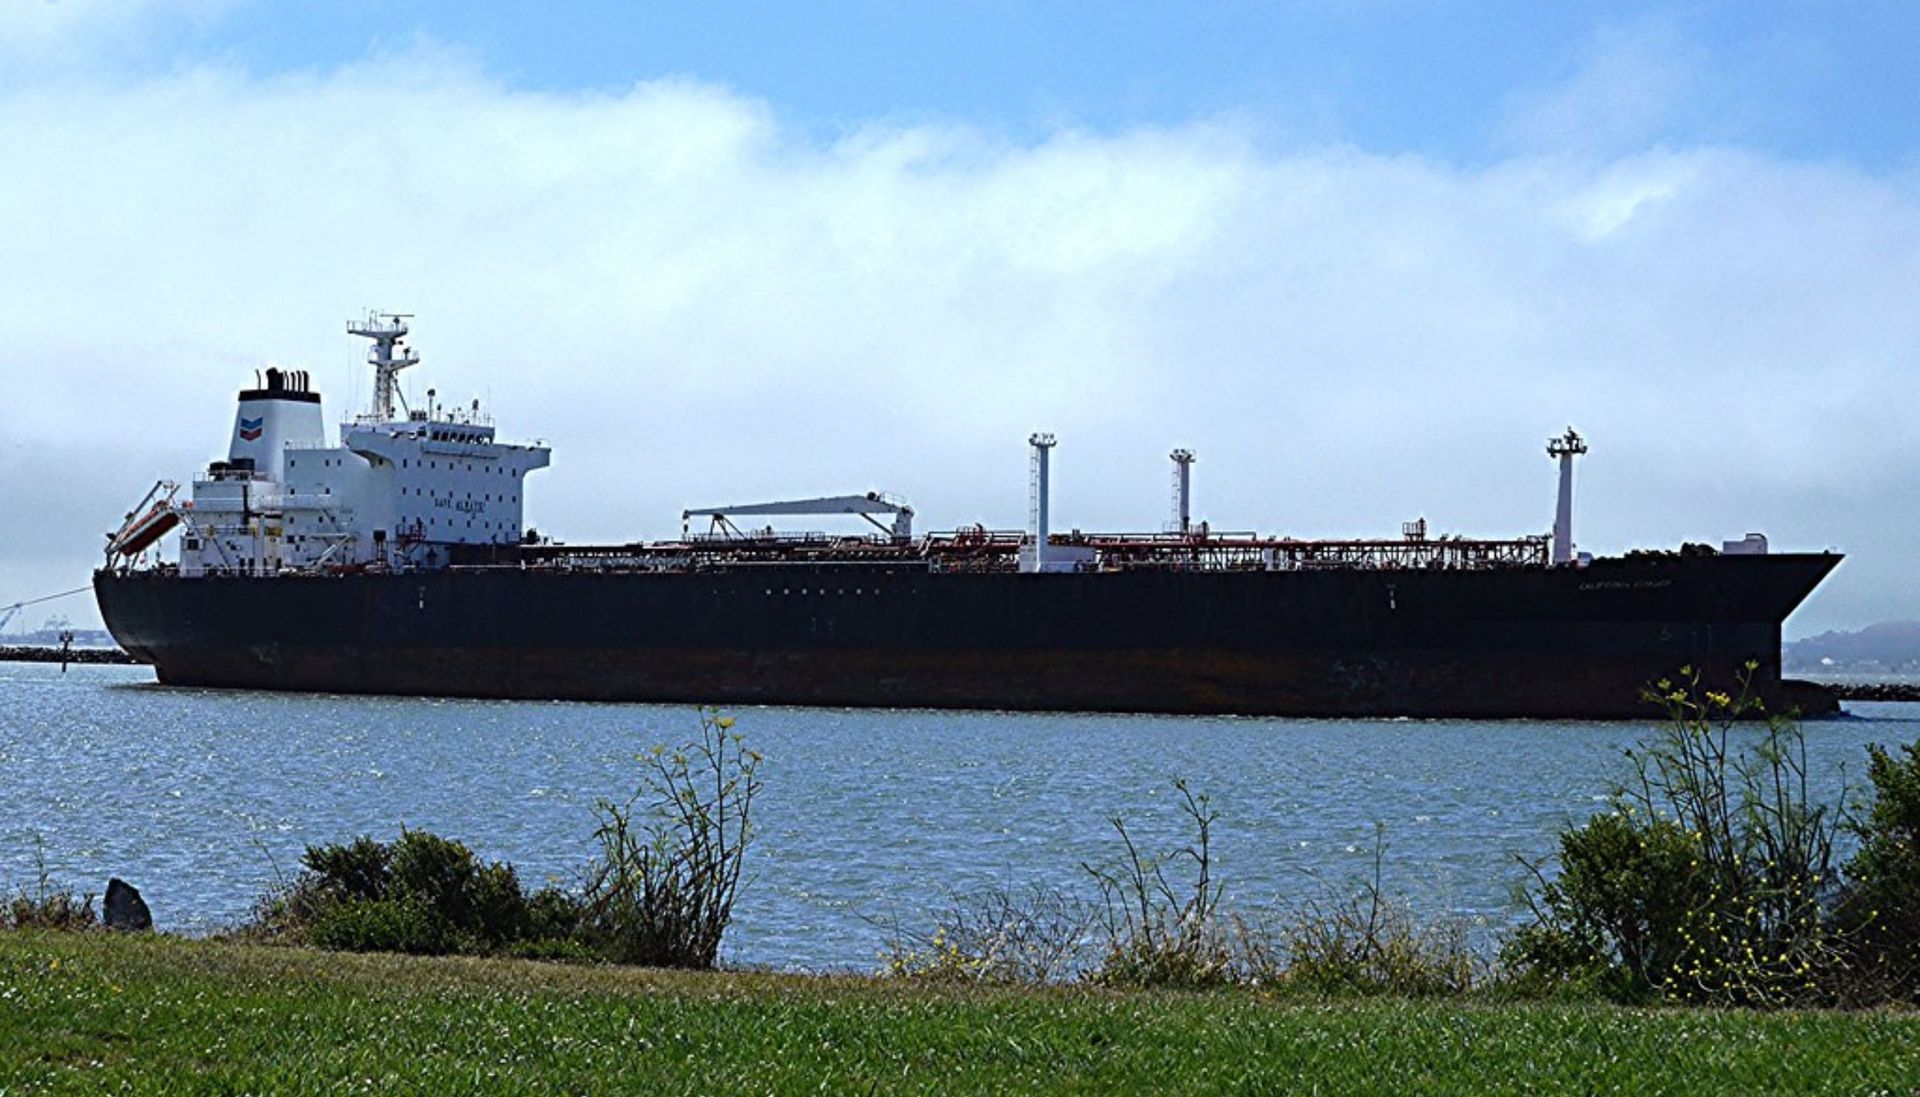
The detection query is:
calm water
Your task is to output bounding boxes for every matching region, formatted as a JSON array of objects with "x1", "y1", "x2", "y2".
[{"x1": 4, "y1": 662, "x2": 1915, "y2": 971}]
